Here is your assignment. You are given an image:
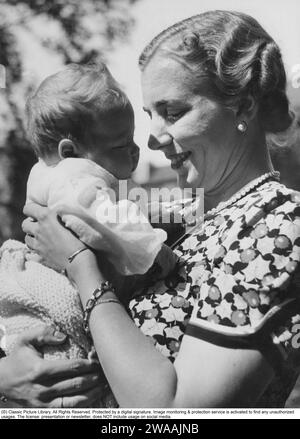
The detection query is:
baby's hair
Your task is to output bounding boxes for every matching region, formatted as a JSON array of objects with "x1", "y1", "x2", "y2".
[
  {"x1": 139, "y1": 10, "x2": 293, "y2": 133},
  {"x1": 26, "y1": 62, "x2": 130, "y2": 158}
]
